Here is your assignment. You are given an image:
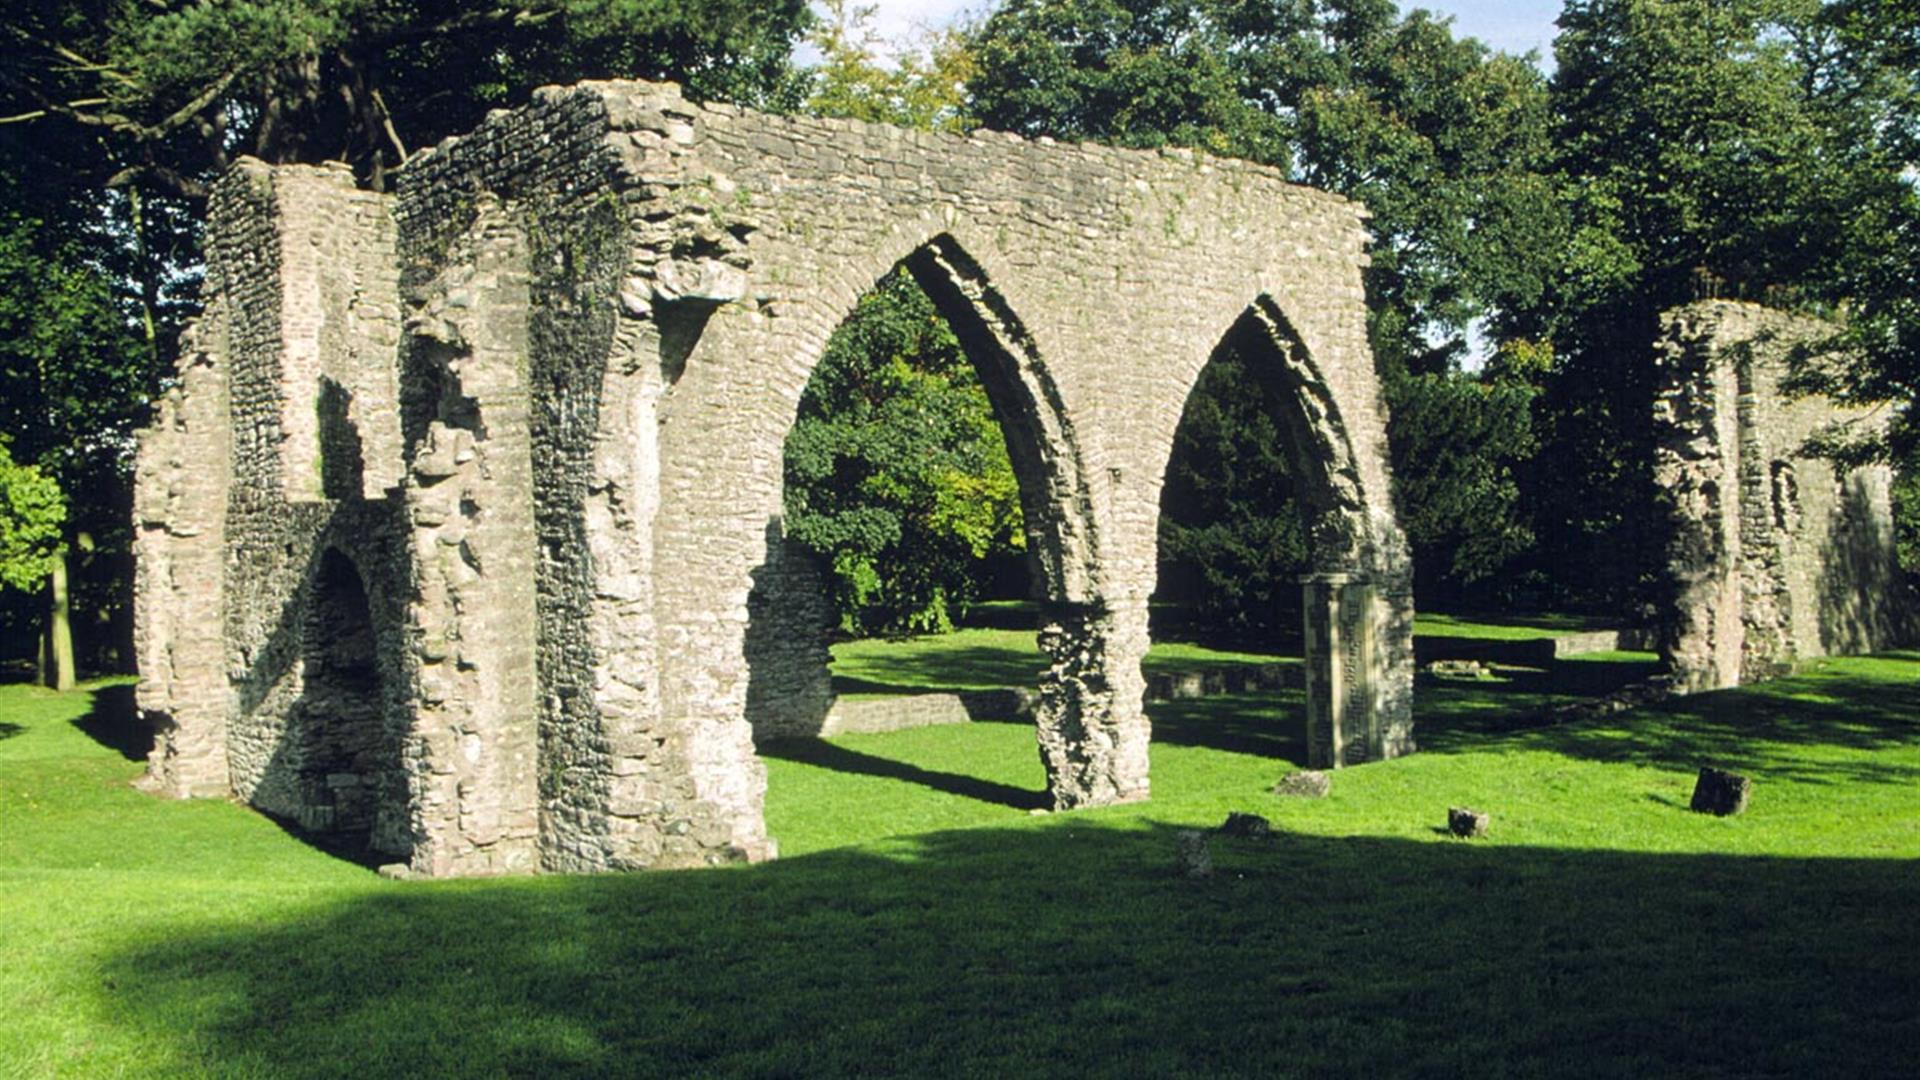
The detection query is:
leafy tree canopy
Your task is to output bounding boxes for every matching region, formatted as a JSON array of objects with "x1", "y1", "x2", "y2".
[
  {"x1": 969, "y1": 0, "x2": 1564, "y2": 370},
  {"x1": 0, "y1": 439, "x2": 66, "y2": 595},
  {"x1": 807, "y1": 0, "x2": 977, "y2": 133},
  {"x1": 1, "y1": 0, "x2": 813, "y2": 196},
  {"x1": 783, "y1": 267, "x2": 1024, "y2": 637},
  {"x1": 1527, "y1": 0, "x2": 1920, "y2": 607}
]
